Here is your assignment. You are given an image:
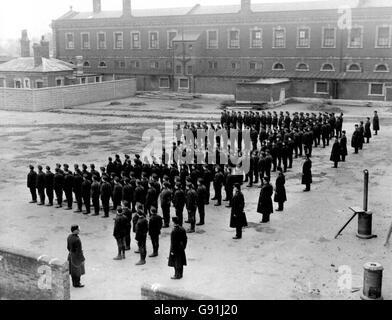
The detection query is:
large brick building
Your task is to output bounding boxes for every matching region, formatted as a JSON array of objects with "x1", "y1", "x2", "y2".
[{"x1": 51, "y1": 0, "x2": 392, "y2": 101}]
